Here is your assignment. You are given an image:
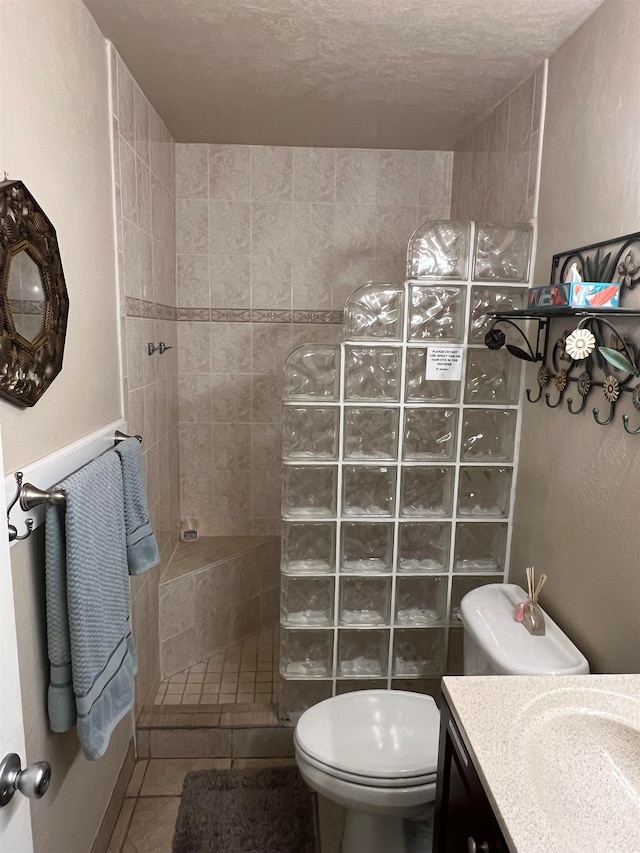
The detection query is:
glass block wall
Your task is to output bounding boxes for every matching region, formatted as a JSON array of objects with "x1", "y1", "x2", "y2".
[{"x1": 279, "y1": 220, "x2": 533, "y2": 722}]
